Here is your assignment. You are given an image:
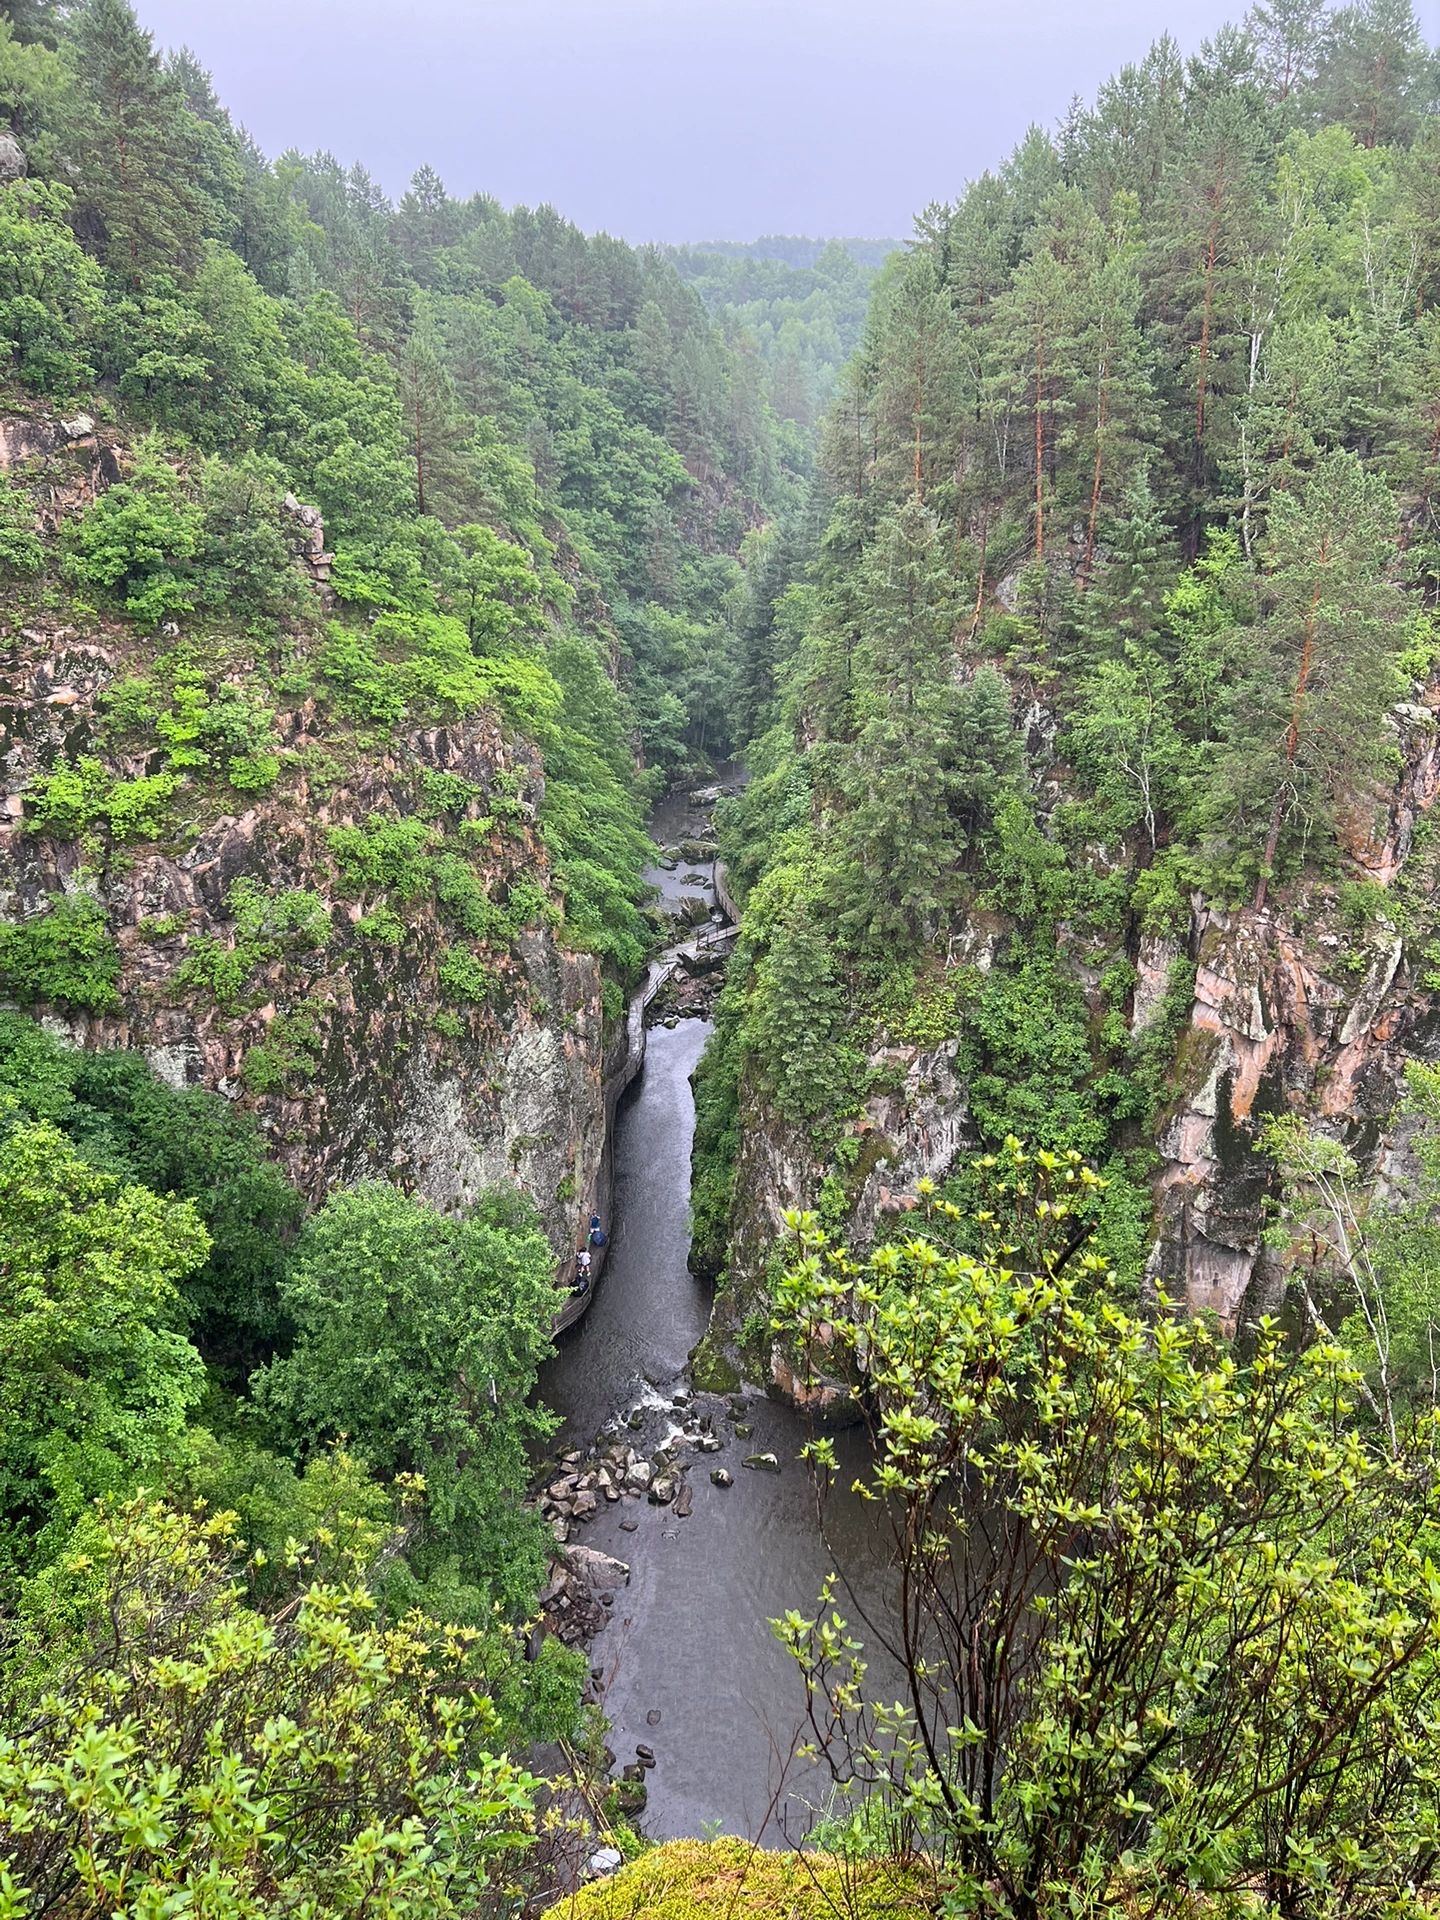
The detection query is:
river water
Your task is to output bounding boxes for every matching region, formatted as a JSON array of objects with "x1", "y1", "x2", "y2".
[{"x1": 538, "y1": 935, "x2": 899, "y2": 1841}]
